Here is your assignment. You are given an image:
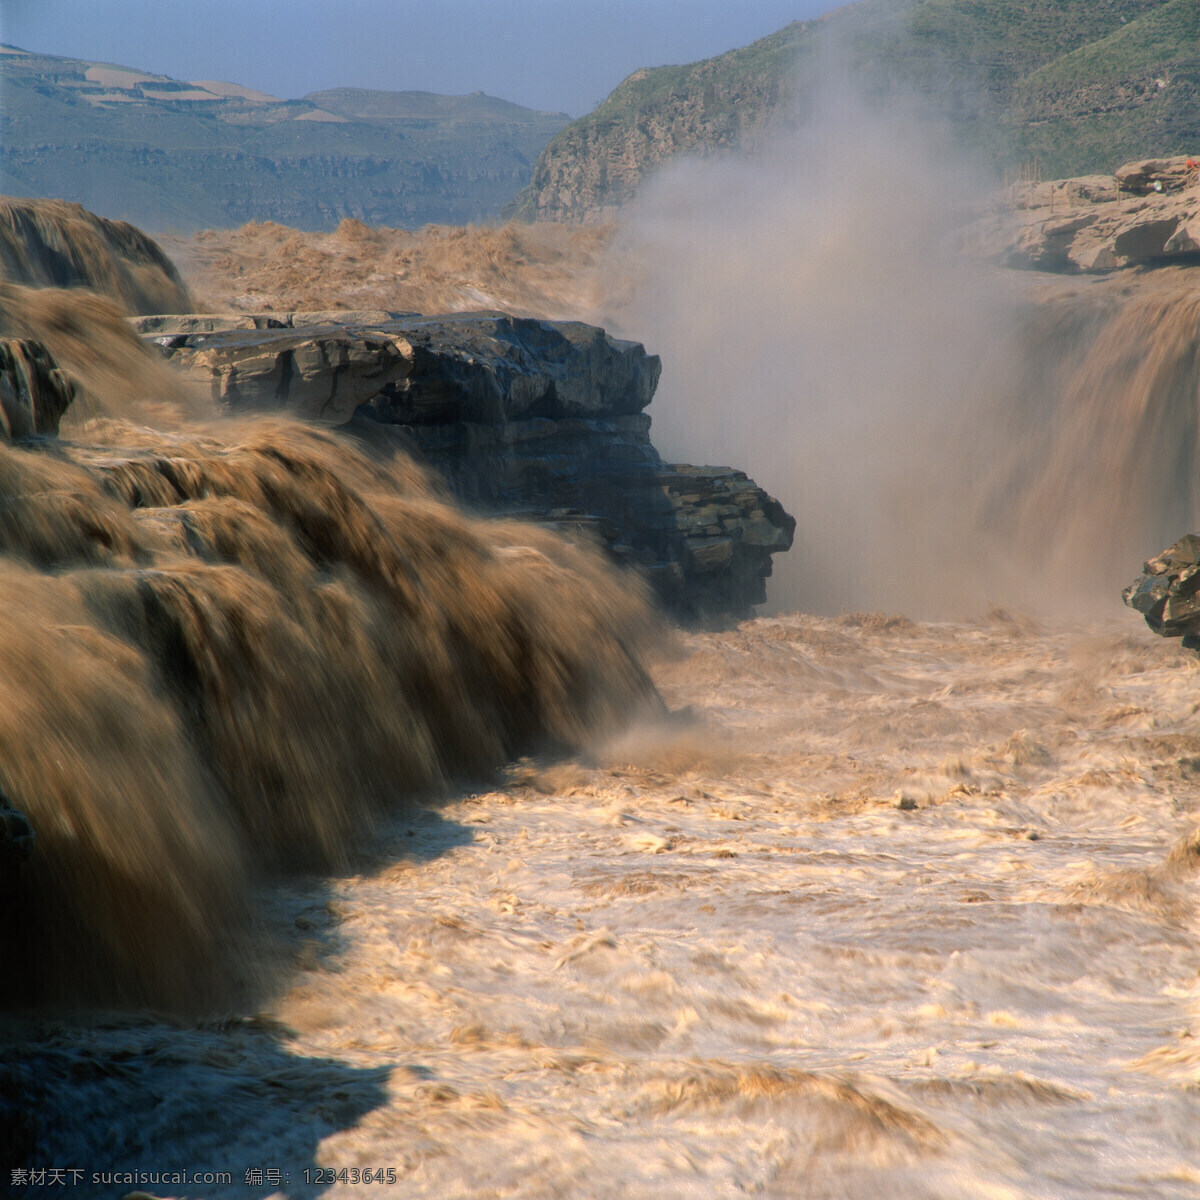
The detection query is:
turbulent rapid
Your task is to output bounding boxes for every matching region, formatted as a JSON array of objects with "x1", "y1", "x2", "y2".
[
  {"x1": 0, "y1": 293, "x2": 660, "y2": 1012},
  {"x1": 4, "y1": 184, "x2": 1200, "y2": 1199},
  {"x1": 12, "y1": 609, "x2": 1200, "y2": 1198}
]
